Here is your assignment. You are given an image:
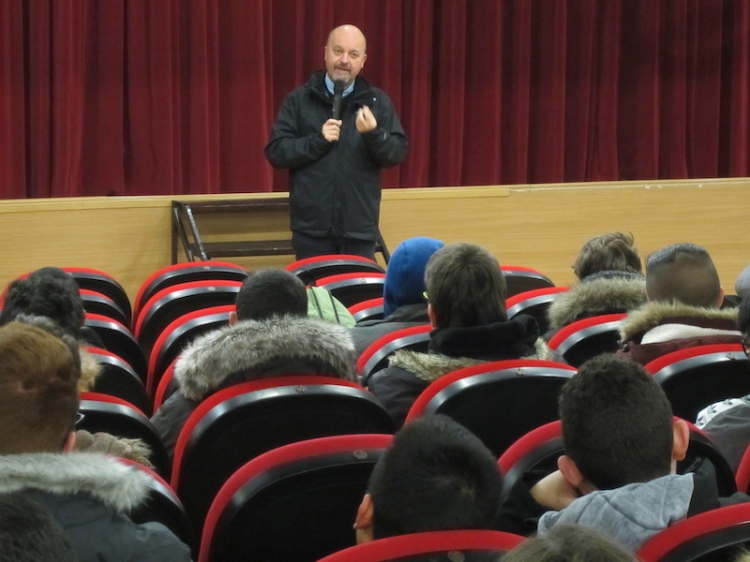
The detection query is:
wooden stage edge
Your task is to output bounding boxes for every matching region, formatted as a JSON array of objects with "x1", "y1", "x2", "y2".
[{"x1": 0, "y1": 178, "x2": 747, "y2": 302}]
